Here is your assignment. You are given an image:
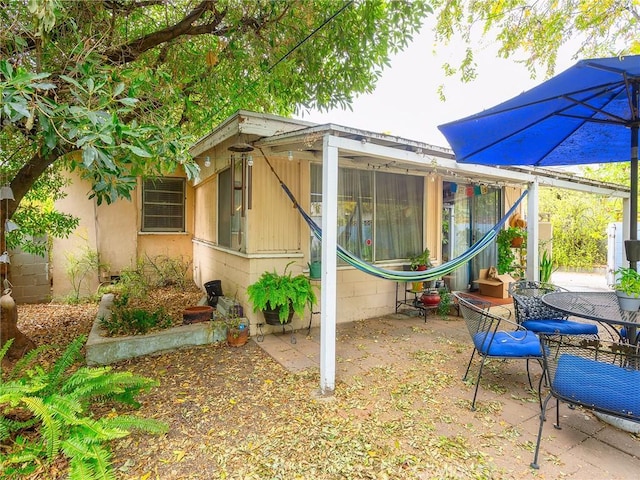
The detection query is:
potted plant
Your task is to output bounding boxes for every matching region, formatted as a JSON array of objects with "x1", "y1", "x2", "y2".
[
  {"x1": 436, "y1": 288, "x2": 453, "y2": 318},
  {"x1": 226, "y1": 314, "x2": 249, "y2": 347},
  {"x1": 210, "y1": 313, "x2": 228, "y2": 343},
  {"x1": 496, "y1": 227, "x2": 527, "y2": 275},
  {"x1": 409, "y1": 247, "x2": 432, "y2": 292},
  {"x1": 247, "y1": 261, "x2": 317, "y2": 325},
  {"x1": 614, "y1": 267, "x2": 640, "y2": 311},
  {"x1": 539, "y1": 250, "x2": 557, "y2": 283}
]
